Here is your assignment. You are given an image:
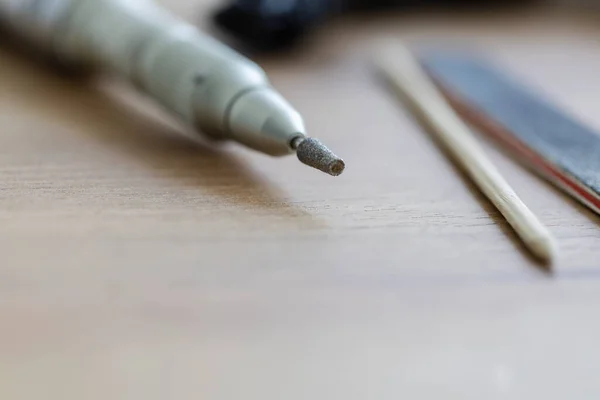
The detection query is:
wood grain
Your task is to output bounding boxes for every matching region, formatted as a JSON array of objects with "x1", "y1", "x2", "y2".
[{"x1": 2, "y1": 2, "x2": 600, "y2": 399}]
